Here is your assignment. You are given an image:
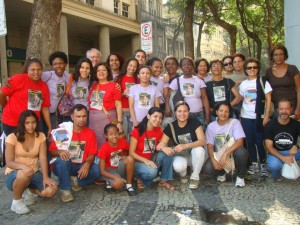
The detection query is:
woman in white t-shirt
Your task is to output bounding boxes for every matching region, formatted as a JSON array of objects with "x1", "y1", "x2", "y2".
[
  {"x1": 129, "y1": 65, "x2": 161, "y2": 127},
  {"x1": 239, "y1": 58, "x2": 272, "y2": 177}
]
